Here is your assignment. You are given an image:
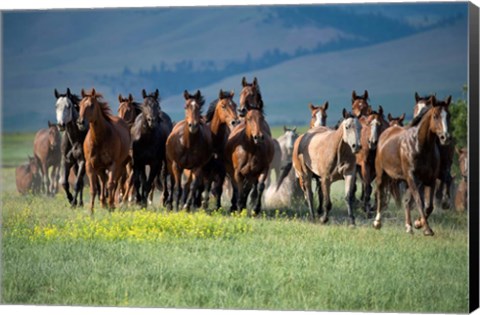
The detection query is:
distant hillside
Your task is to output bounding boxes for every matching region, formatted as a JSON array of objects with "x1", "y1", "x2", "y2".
[{"x1": 1, "y1": 3, "x2": 468, "y2": 132}]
